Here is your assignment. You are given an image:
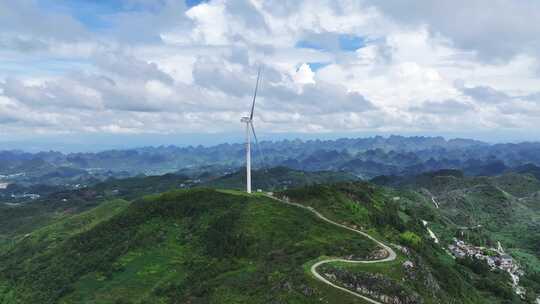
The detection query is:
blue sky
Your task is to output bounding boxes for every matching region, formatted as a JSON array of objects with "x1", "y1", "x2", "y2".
[
  {"x1": 296, "y1": 34, "x2": 366, "y2": 52},
  {"x1": 36, "y1": 0, "x2": 206, "y2": 29},
  {"x1": 1, "y1": 0, "x2": 540, "y2": 151},
  {"x1": 185, "y1": 0, "x2": 206, "y2": 8},
  {"x1": 37, "y1": 0, "x2": 125, "y2": 29},
  {"x1": 307, "y1": 62, "x2": 330, "y2": 72}
]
